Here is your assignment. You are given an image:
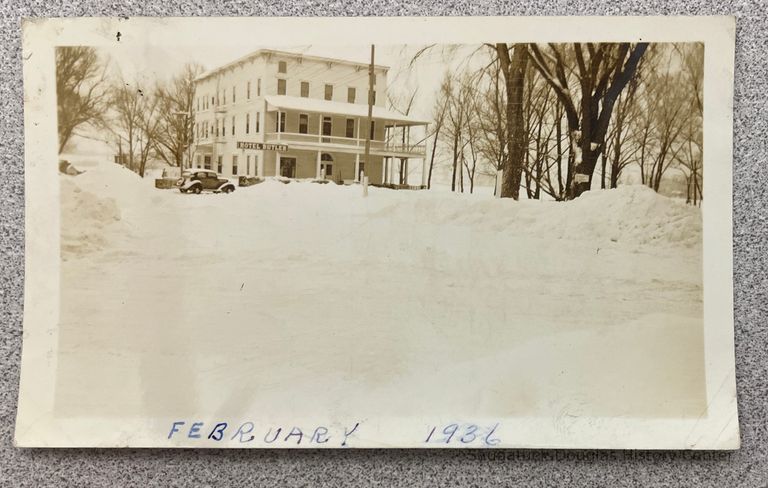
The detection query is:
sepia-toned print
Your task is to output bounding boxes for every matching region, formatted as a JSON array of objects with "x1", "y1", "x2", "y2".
[{"x1": 17, "y1": 17, "x2": 737, "y2": 449}]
